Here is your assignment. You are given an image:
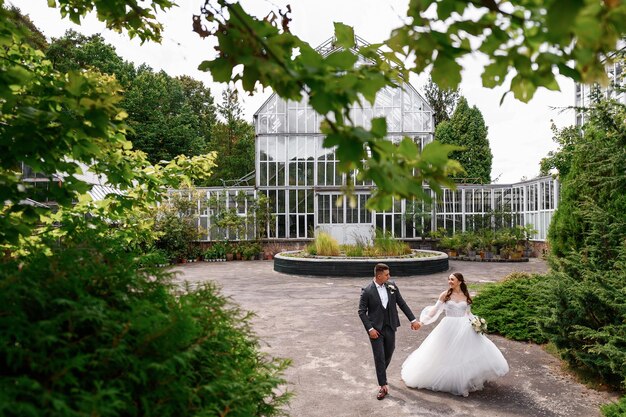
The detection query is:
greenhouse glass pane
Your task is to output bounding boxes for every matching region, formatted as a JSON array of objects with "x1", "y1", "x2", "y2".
[
  {"x1": 289, "y1": 214, "x2": 297, "y2": 238},
  {"x1": 277, "y1": 215, "x2": 286, "y2": 238},
  {"x1": 288, "y1": 108, "x2": 297, "y2": 133},
  {"x1": 277, "y1": 190, "x2": 285, "y2": 213}
]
